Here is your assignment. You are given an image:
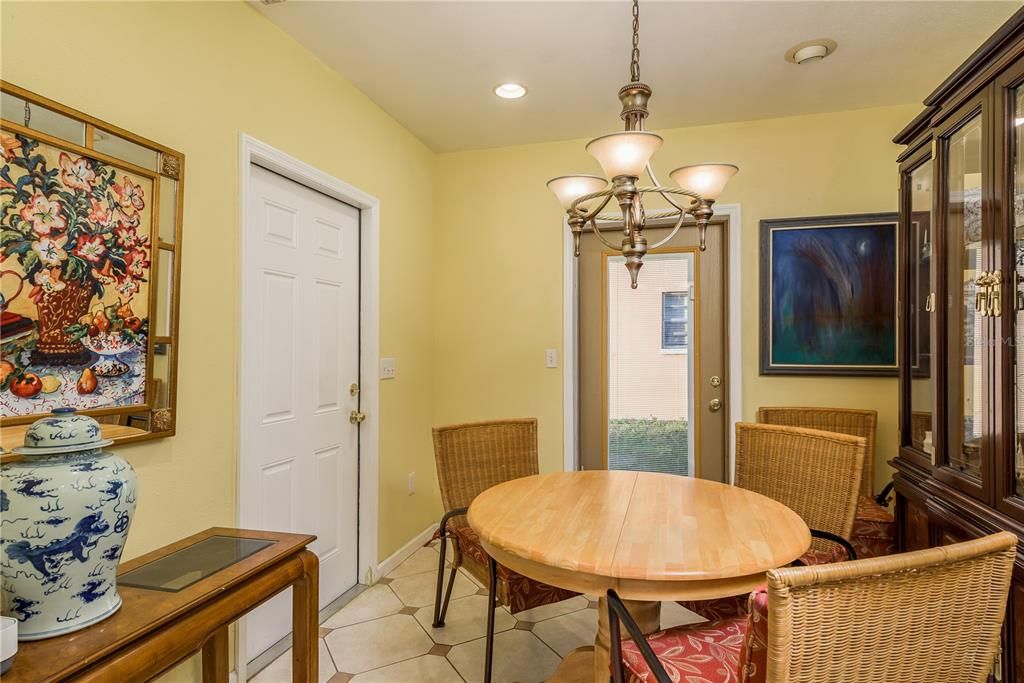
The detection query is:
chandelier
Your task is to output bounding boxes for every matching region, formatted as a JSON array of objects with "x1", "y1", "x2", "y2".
[{"x1": 547, "y1": 0, "x2": 738, "y2": 288}]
